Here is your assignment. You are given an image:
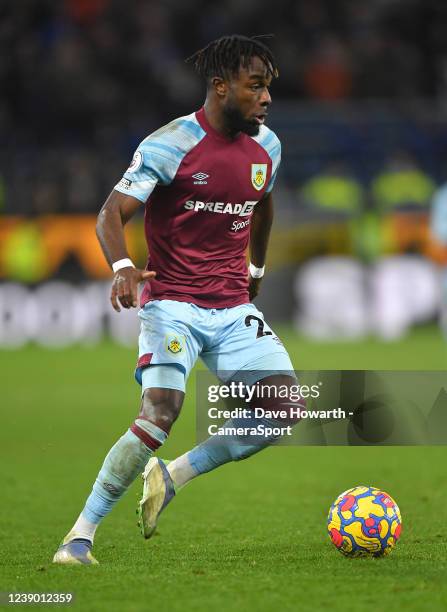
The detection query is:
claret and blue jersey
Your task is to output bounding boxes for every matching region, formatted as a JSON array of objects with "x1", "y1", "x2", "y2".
[{"x1": 114, "y1": 107, "x2": 281, "y2": 308}]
